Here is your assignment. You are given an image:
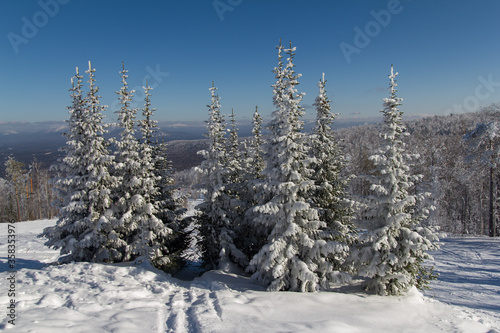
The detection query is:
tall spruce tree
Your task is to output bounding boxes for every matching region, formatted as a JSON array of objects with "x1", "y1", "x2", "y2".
[
  {"x1": 349, "y1": 65, "x2": 439, "y2": 295},
  {"x1": 243, "y1": 40, "x2": 286, "y2": 268},
  {"x1": 139, "y1": 80, "x2": 187, "y2": 270},
  {"x1": 111, "y1": 63, "x2": 172, "y2": 266},
  {"x1": 310, "y1": 73, "x2": 356, "y2": 274},
  {"x1": 140, "y1": 81, "x2": 183, "y2": 226},
  {"x1": 196, "y1": 83, "x2": 246, "y2": 269},
  {"x1": 43, "y1": 63, "x2": 116, "y2": 263},
  {"x1": 248, "y1": 42, "x2": 346, "y2": 291}
]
